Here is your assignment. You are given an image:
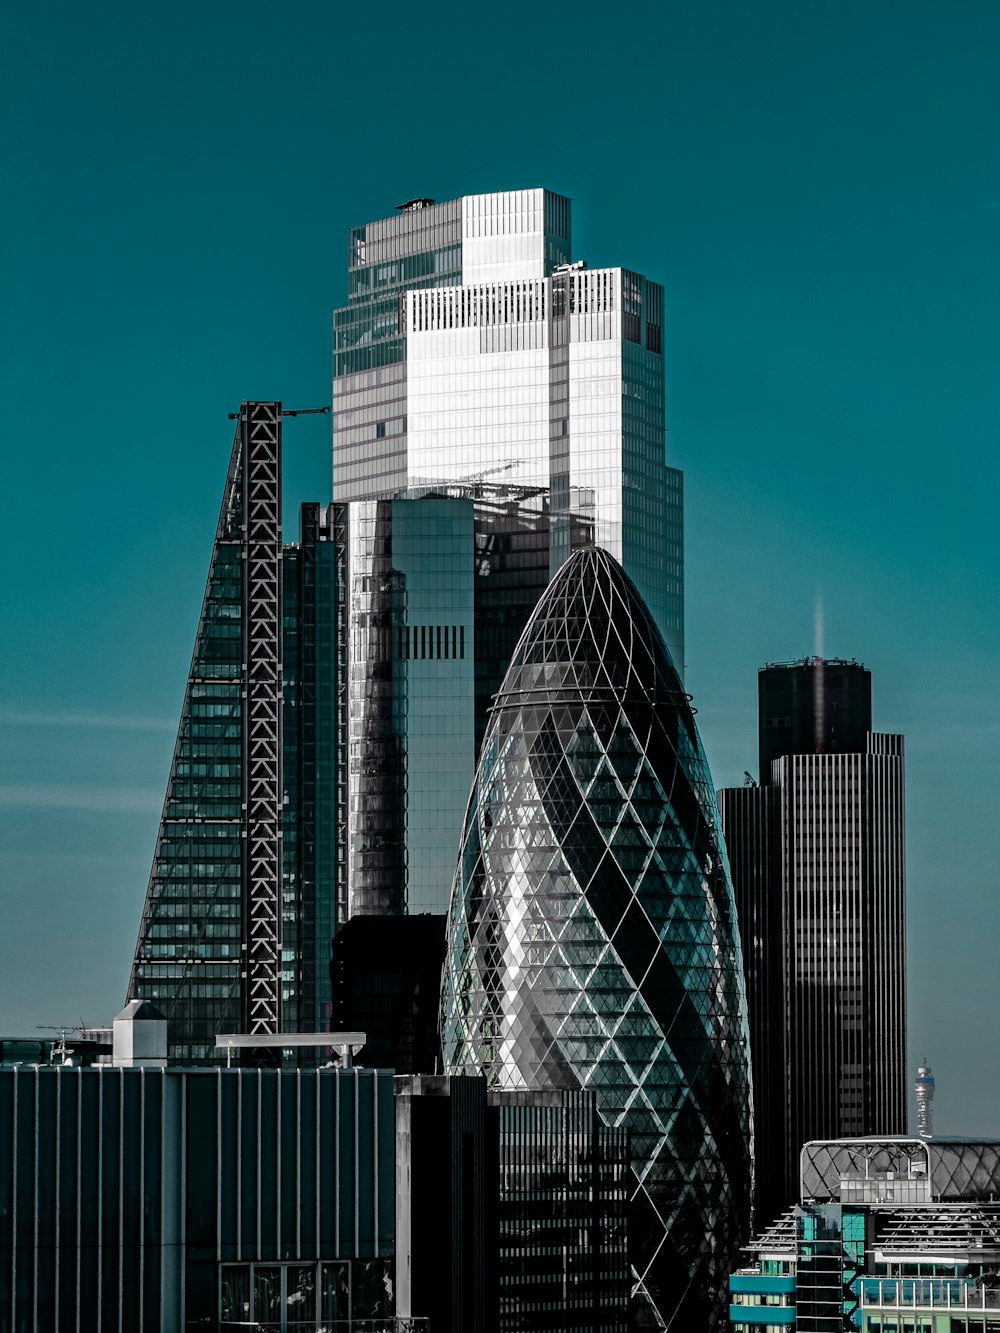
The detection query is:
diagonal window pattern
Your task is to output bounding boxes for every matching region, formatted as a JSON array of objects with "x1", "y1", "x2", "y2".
[{"x1": 441, "y1": 546, "x2": 753, "y2": 1331}]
